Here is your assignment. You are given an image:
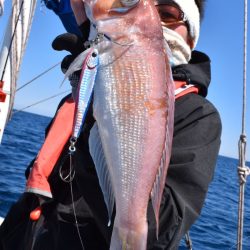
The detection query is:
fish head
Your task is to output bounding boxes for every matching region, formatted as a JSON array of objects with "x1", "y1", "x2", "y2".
[{"x1": 84, "y1": 0, "x2": 163, "y2": 47}]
